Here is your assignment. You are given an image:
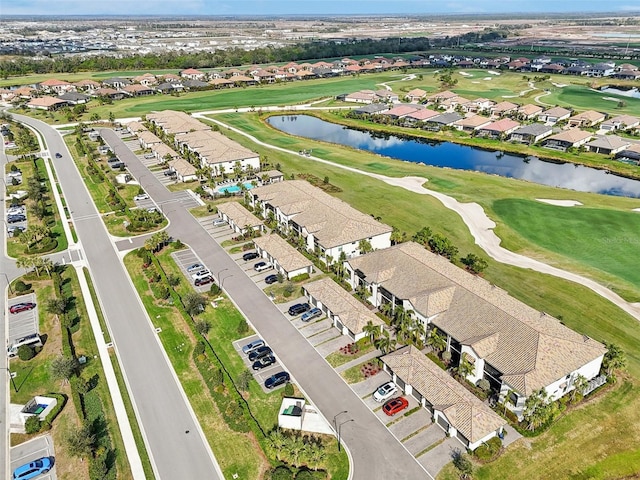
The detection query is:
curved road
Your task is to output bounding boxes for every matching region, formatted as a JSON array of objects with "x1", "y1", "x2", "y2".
[{"x1": 13, "y1": 114, "x2": 223, "y2": 480}]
